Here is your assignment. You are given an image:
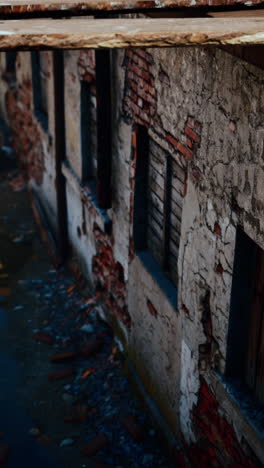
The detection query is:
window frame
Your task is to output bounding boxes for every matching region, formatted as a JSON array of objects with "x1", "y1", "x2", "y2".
[
  {"x1": 31, "y1": 51, "x2": 48, "y2": 132},
  {"x1": 132, "y1": 124, "x2": 180, "y2": 305},
  {"x1": 226, "y1": 227, "x2": 264, "y2": 405}
]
